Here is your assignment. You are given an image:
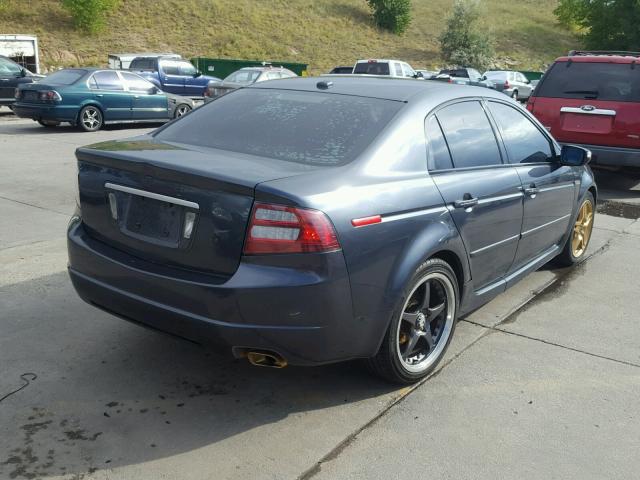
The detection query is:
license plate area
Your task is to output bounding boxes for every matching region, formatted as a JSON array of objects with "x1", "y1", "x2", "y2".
[
  {"x1": 122, "y1": 195, "x2": 183, "y2": 247},
  {"x1": 560, "y1": 112, "x2": 614, "y2": 134},
  {"x1": 23, "y1": 91, "x2": 38, "y2": 102}
]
